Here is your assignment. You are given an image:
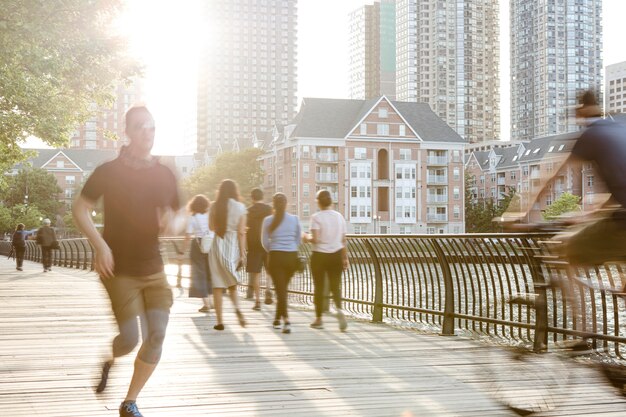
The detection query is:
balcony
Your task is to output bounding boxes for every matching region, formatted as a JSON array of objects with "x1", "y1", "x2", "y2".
[
  {"x1": 427, "y1": 213, "x2": 448, "y2": 222},
  {"x1": 316, "y1": 173, "x2": 338, "y2": 182},
  {"x1": 316, "y1": 153, "x2": 339, "y2": 162},
  {"x1": 497, "y1": 177, "x2": 506, "y2": 185},
  {"x1": 530, "y1": 170, "x2": 541, "y2": 179},
  {"x1": 426, "y1": 156, "x2": 448, "y2": 165},
  {"x1": 427, "y1": 175, "x2": 448, "y2": 184},
  {"x1": 427, "y1": 195, "x2": 448, "y2": 204}
]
